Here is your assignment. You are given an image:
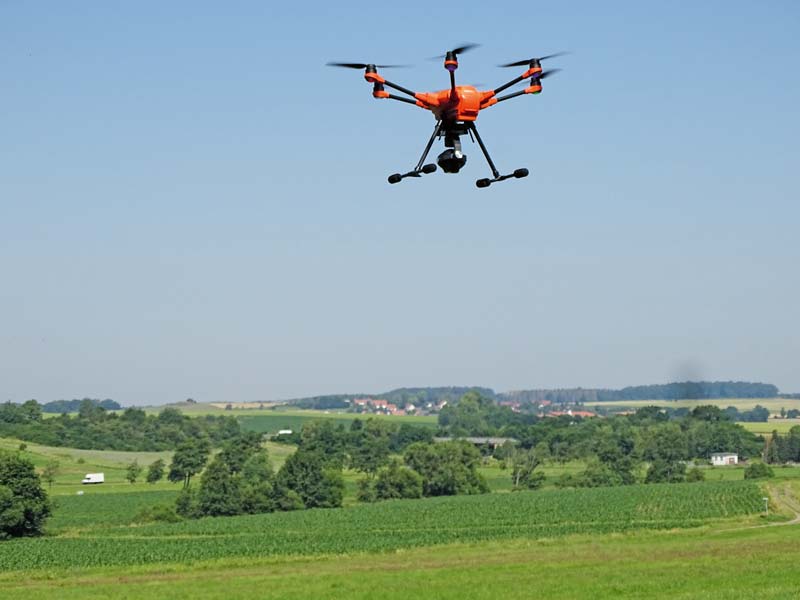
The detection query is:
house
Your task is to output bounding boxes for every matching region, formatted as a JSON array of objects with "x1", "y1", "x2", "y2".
[{"x1": 711, "y1": 452, "x2": 738, "y2": 466}]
